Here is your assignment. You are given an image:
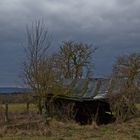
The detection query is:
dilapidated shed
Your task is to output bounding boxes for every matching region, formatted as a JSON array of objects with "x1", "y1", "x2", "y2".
[{"x1": 45, "y1": 78, "x2": 114, "y2": 124}]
